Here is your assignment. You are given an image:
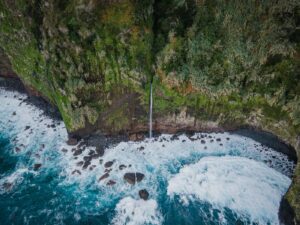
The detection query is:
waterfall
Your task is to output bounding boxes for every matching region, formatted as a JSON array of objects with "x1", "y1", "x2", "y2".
[{"x1": 149, "y1": 82, "x2": 153, "y2": 138}]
